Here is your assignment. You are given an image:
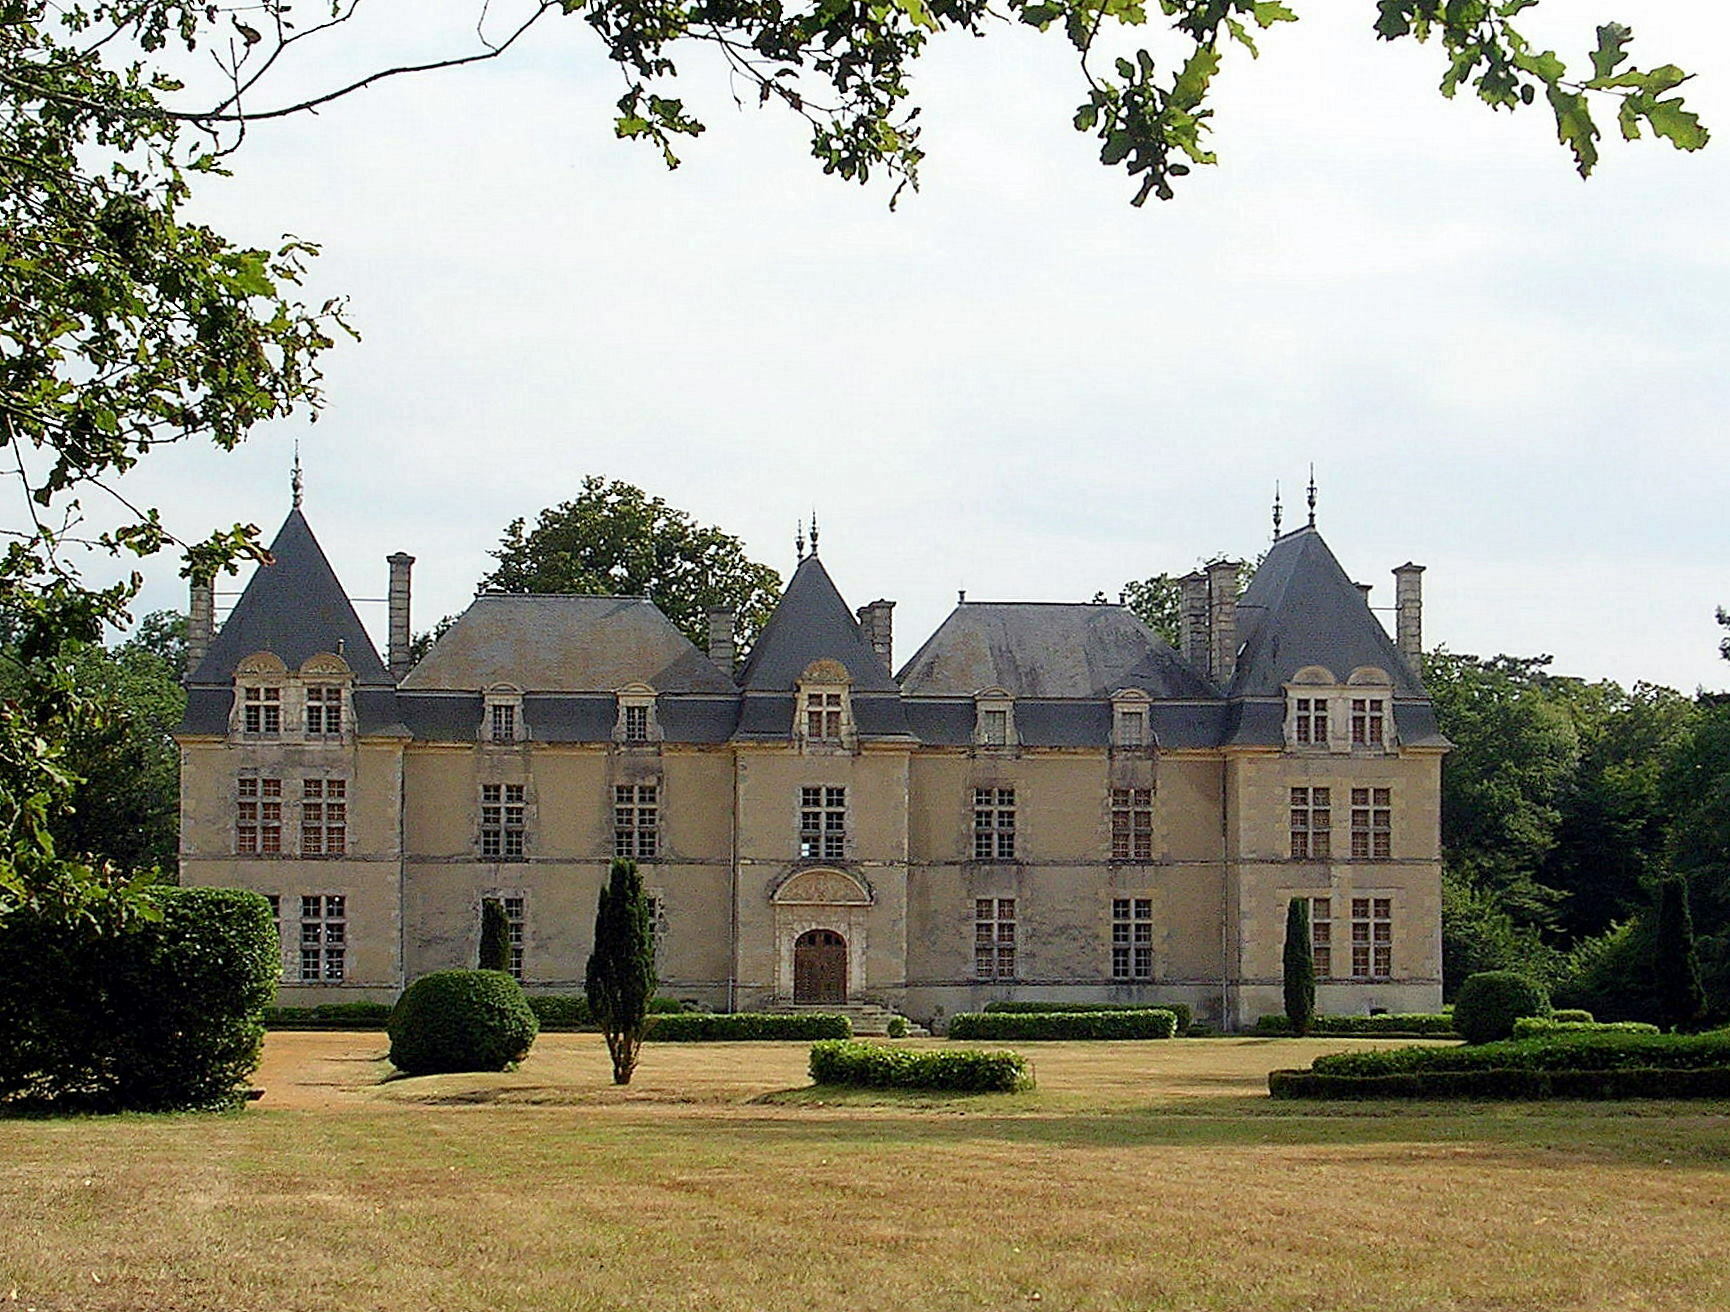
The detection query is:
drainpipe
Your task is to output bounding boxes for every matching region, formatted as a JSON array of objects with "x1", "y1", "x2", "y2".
[{"x1": 728, "y1": 751, "x2": 740, "y2": 1014}]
